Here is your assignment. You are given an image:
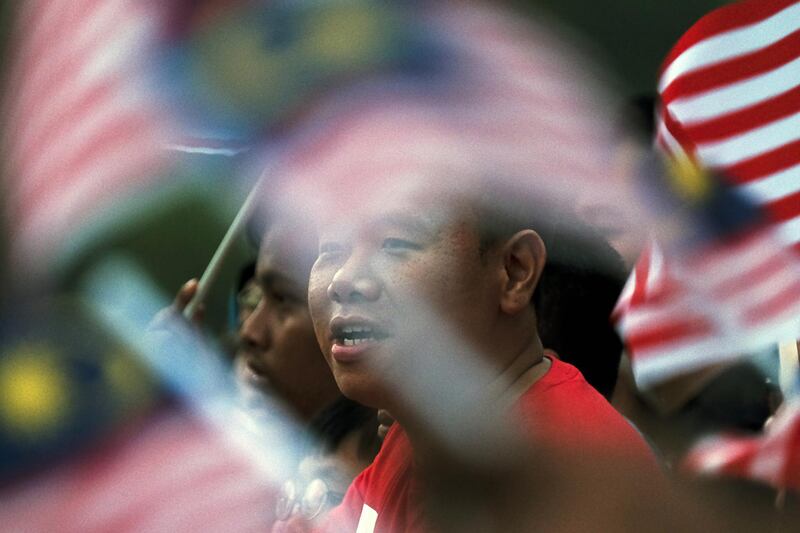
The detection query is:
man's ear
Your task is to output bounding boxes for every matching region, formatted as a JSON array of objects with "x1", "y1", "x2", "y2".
[{"x1": 499, "y1": 230, "x2": 545, "y2": 315}]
